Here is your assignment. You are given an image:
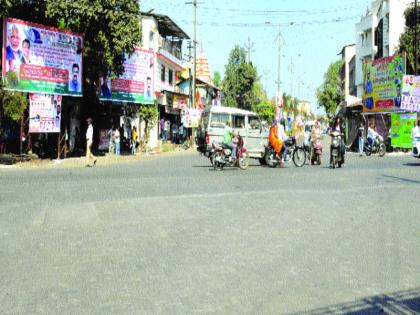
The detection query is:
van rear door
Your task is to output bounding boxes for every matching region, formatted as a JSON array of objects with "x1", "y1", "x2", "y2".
[{"x1": 246, "y1": 115, "x2": 265, "y2": 157}]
